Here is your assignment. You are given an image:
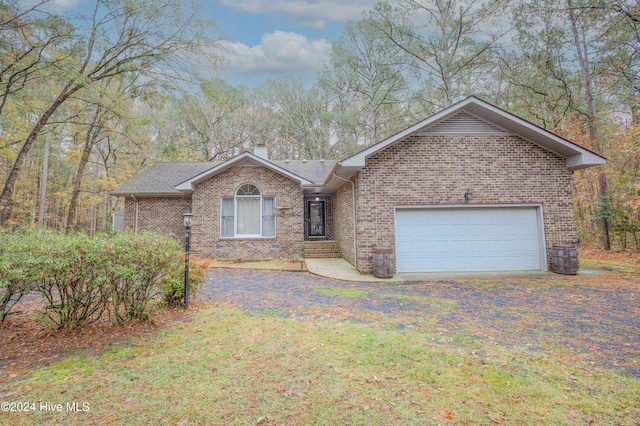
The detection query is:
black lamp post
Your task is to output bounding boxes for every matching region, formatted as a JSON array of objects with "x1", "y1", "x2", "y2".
[{"x1": 182, "y1": 207, "x2": 193, "y2": 309}]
